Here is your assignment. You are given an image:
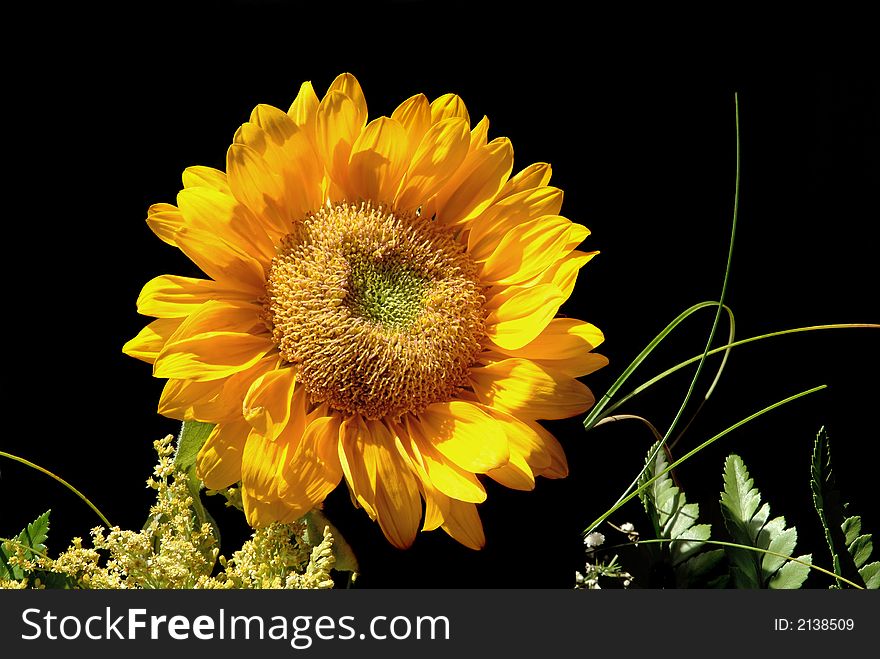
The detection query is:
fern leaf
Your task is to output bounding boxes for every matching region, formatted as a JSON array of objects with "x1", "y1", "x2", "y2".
[
  {"x1": 720, "y1": 455, "x2": 810, "y2": 589},
  {"x1": 0, "y1": 510, "x2": 51, "y2": 581},
  {"x1": 859, "y1": 562, "x2": 880, "y2": 589},
  {"x1": 639, "y1": 441, "x2": 717, "y2": 585}
]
